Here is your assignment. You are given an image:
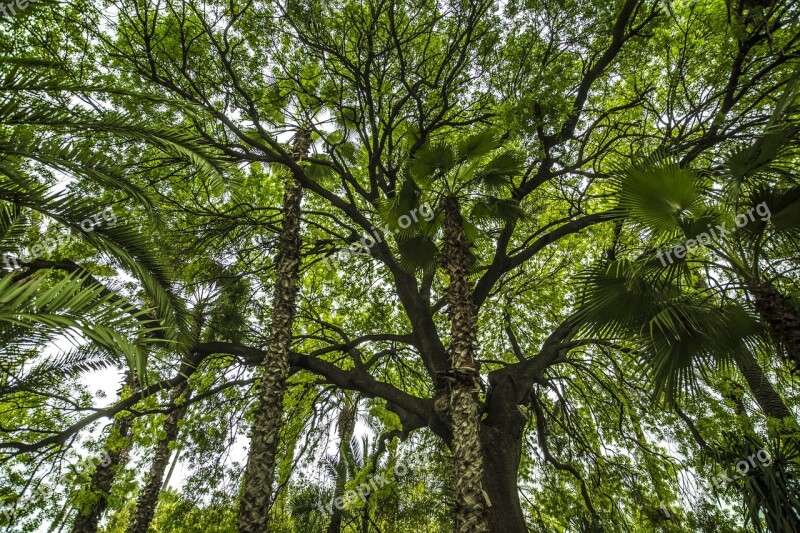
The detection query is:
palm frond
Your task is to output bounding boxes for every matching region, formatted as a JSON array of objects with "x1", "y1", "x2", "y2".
[
  {"x1": 576, "y1": 260, "x2": 762, "y2": 401},
  {"x1": 396, "y1": 235, "x2": 438, "y2": 275},
  {"x1": 410, "y1": 142, "x2": 456, "y2": 185},
  {"x1": 455, "y1": 129, "x2": 500, "y2": 161},
  {"x1": 470, "y1": 197, "x2": 524, "y2": 226},
  {"x1": 0, "y1": 272, "x2": 160, "y2": 382},
  {"x1": 1, "y1": 344, "x2": 117, "y2": 395},
  {"x1": 614, "y1": 153, "x2": 704, "y2": 236},
  {"x1": 474, "y1": 150, "x2": 524, "y2": 191},
  {"x1": 1, "y1": 180, "x2": 190, "y2": 349},
  {"x1": 747, "y1": 186, "x2": 800, "y2": 237}
]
